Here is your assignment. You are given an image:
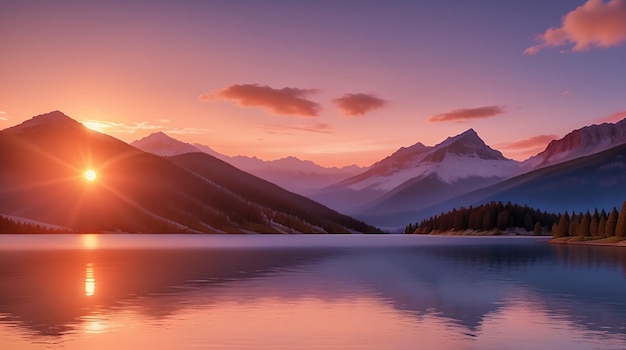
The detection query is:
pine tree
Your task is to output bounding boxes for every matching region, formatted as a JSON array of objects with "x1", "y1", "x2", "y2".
[
  {"x1": 616, "y1": 201, "x2": 626, "y2": 238},
  {"x1": 578, "y1": 211, "x2": 590, "y2": 237},
  {"x1": 453, "y1": 208, "x2": 464, "y2": 231},
  {"x1": 497, "y1": 210, "x2": 510, "y2": 231},
  {"x1": 533, "y1": 222, "x2": 542, "y2": 236},
  {"x1": 551, "y1": 223, "x2": 559, "y2": 238},
  {"x1": 557, "y1": 212, "x2": 569, "y2": 238},
  {"x1": 589, "y1": 213, "x2": 599, "y2": 237},
  {"x1": 568, "y1": 213, "x2": 579, "y2": 237},
  {"x1": 598, "y1": 215, "x2": 607, "y2": 238},
  {"x1": 482, "y1": 206, "x2": 495, "y2": 230},
  {"x1": 606, "y1": 207, "x2": 619, "y2": 237},
  {"x1": 593, "y1": 208, "x2": 600, "y2": 224},
  {"x1": 405, "y1": 223, "x2": 413, "y2": 234}
]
